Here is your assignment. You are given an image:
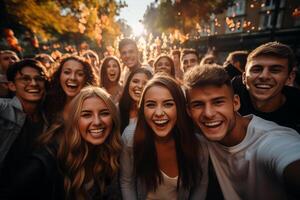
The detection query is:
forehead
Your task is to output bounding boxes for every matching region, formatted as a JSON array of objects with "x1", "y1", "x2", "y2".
[
  {"x1": 131, "y1": 72, "x2": 148, "y2": 80},
  {"x1": 120, "y1": 43, "x2": 137, "y2": 52},
  {"x1": 62, "y1": 59, "x2": 84, "y2": 70},
  {"x1": 144, "y1": 85, "x2": 173, "y2": 100},
  {"x1": 18, "y1": 66, "x2": 41, "y2": 75},
  {"x1": 107, "y1": 59, "x2": 118, "y2": 65},
  {"x1": 82, "y1": 96, "x2": 107, "y2": 109},
  {"x1": 0, "y1": 52, "x2": 17, "y2": 59},
  {"x1": 187, "y1": 85, "x2": 232, "y2": 101},
  {"x1": 157, "y1": 57, "x2": 170, "y2": 63},
  {"x1": 246, "y1": 56, "x2": 288, "y2": 69},
  {"x1": 182, "y1": 53, "x2": 198, "y2": 61}
]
